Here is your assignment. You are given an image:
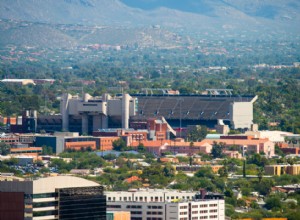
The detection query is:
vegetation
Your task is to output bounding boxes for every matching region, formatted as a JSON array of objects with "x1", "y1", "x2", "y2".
[{"x1": 0, "y1": 43, "x2": 299, "y2": 133}]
